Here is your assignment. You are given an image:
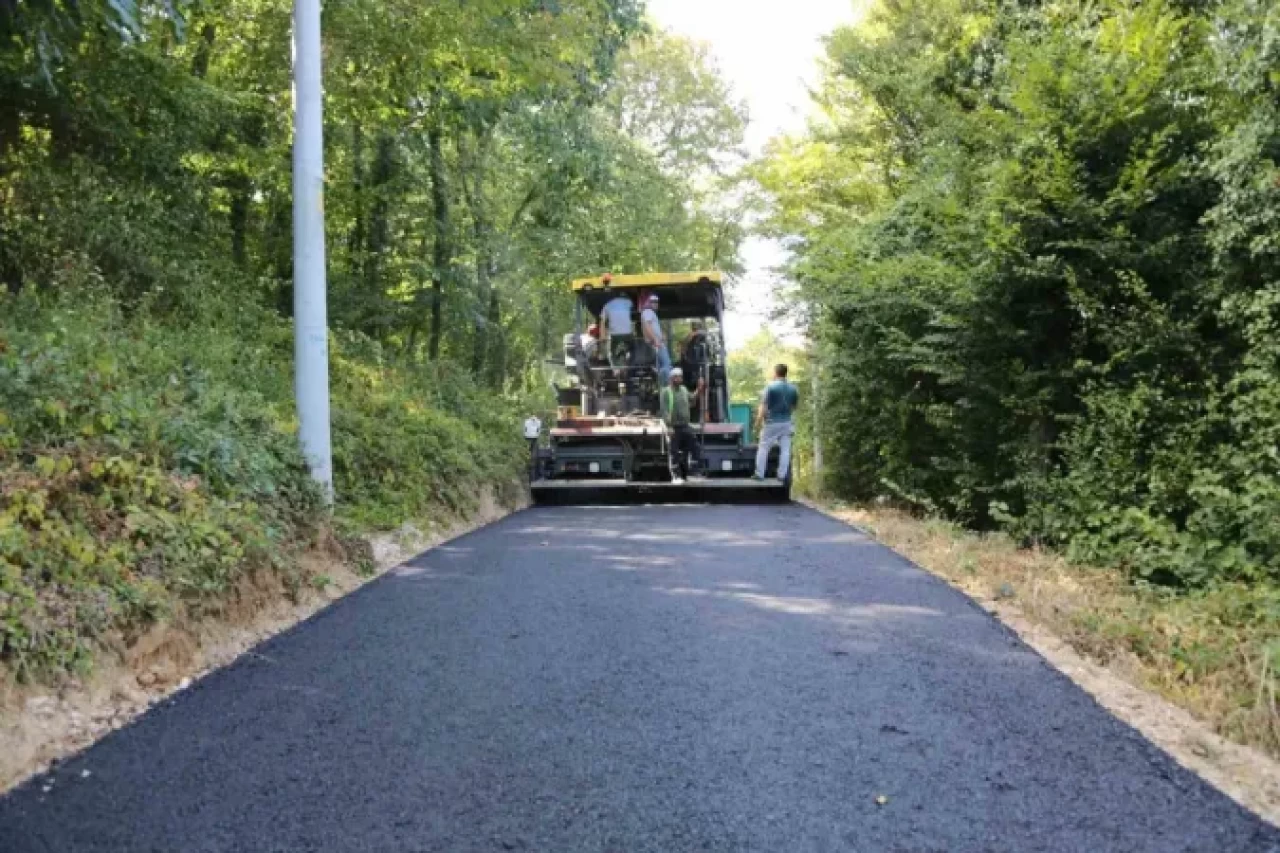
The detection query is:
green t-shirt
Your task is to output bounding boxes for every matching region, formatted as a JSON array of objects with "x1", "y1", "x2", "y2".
[
  {"x1": 661, "y1": 385, "x2": 692, "y2": 427},
  {"x1": 762, "y1": 379, "x2": 799, "y2": 423}
]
